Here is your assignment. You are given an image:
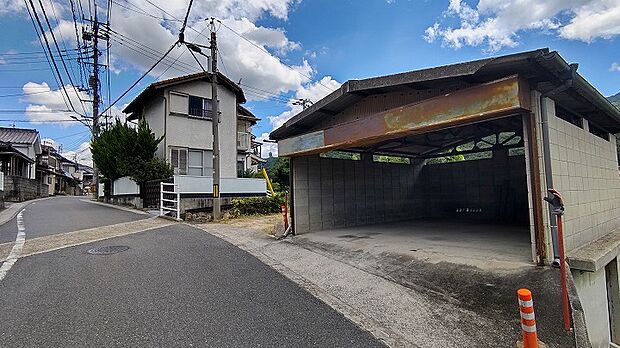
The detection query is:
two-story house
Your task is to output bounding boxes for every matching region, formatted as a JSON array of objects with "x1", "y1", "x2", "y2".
[
  {"x1": 0, "y1": 127, "x2": 41, "y2": 179},
  {"x1": 123, "y1": 72, "x2": 266, "y2": 210},
  {"x1": 37, "y1": 144, "x2": 81, "y2": 196}
]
